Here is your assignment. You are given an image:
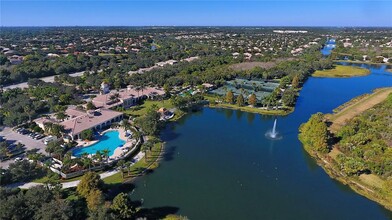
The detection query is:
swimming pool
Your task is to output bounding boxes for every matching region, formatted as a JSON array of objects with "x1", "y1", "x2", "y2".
[{"x1": 72, "y1": 130, "x2": 125, "y2": 157}]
